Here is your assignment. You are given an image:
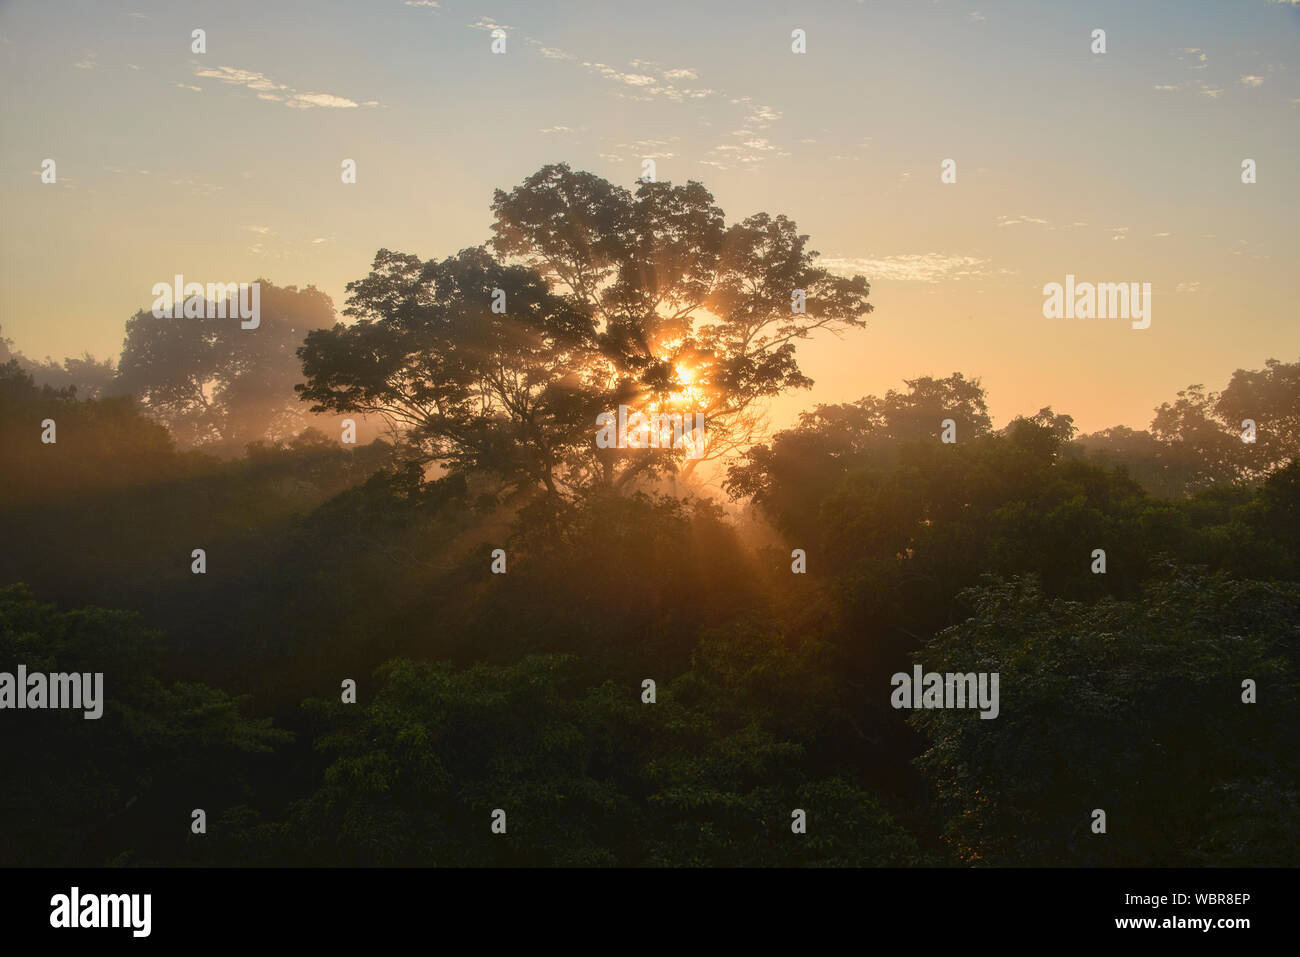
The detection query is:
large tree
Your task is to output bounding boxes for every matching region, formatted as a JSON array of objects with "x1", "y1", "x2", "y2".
[
  {"x1": 117, "y1": 282, "x2": 337, "y2": 454},
  {"x1": 298, "y1": 164, "x2": 872, "y2": 498}
]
